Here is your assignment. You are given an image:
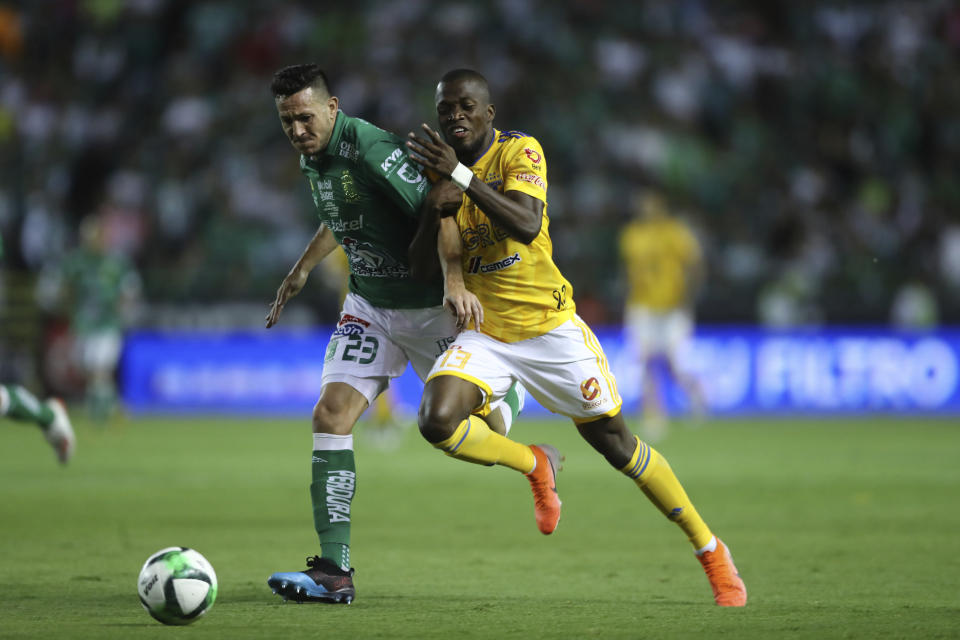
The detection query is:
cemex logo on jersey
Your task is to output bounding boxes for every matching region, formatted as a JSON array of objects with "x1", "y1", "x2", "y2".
[{"x1": 467, "y1": 252, "x2": 522, "y2": 274}]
